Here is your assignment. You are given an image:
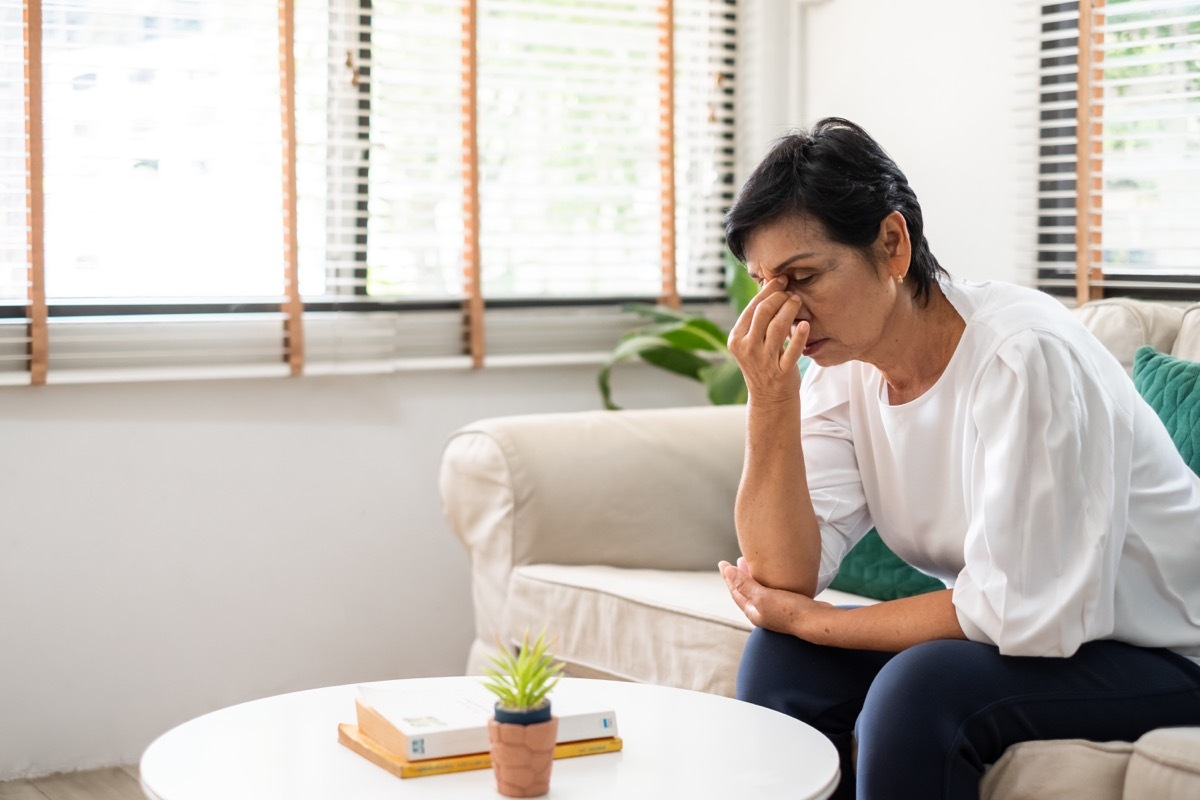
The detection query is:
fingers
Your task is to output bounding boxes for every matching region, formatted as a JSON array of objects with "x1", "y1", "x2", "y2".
[
  {"x1": 729, "y1": 281, "x2": 802, "y2": 357},
  {"x1": 729, "y1": 277, "x2": 789, "y2": 342},
  {"x1": 719, "y1": 560, "x2": 746, "y2": 597},
  {"x1": 720, "y1": 559, "x2": 757, "y2": 600},
  {"x1": 781, "y1": 320, "x2": 810, "y2": 368},
  {"x1": 719, "y1": 560, "x2": 749, "y2": 598},
  {"x1": 763, "y1": 293, "x2": 799, "y2": 345}
]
